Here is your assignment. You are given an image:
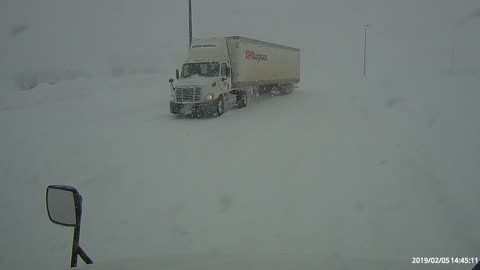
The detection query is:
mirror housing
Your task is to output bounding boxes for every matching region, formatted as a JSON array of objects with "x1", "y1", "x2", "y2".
[
  {"x1": 46, "y1": 185, "x2": 93, "y2": 267},
  {"x1": 175, "y1": 69, "x2": 179, "y2": 80},
  {"x1": 46, "y1": 185, "x2": 81, "y2": 227},
  {"x1": 221, "y1": 65, "x2": 231, "y2": 82},
  {"x1": 169, "y1": 78, "x2": 174, "y2": 83}
]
